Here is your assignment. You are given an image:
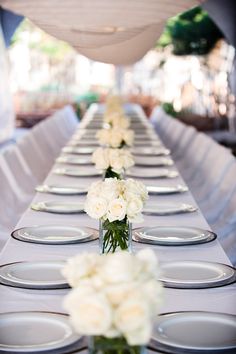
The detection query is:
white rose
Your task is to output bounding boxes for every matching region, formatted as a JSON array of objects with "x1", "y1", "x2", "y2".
[
  {"x1": 123, "y1": 130, "x2": 134, "y2": 146},
  {"x1": 109, "y1": 149, "x2": 124, "y2": 173},
  {"x1": 64, "y1": 287, "x2": 113, "y2": 335},
  {"x1": 102, "y1": 178, "x2": 121, "y2": 200},
  {"x1": 96, "y1": 129, "x2": 110, "y2": 145},
  {"x1": 85, "y1": 196, "x2": 108, "y2": 219},
  {"x1": 114, "y1": 296, "x2": 150, "y2": 334},
  {"x1": 101, "y1": 252, "x2": 137, "y2": 284},
  {"x1": 125, "y1": 322, "x2": 152, "y2": 346},
  {"x1": 92, "y1": 148, "x2": 110, "y2": 170},
  {"x1": 136, "y1": 249, "x2": 159, "y2": 277},
  {"x1": 122, "y1": 150, "x2": 134, "y2": 169},
  {"x1": 142, "y1": 279, "x2": 164, "y2": 313},
  {"x1": 107, "y1": 197, "x2": 127, "y2": 222},
  {"x1": 126, "y1": 196, "x2": 143, "y2": 219},
  {"x1": 125, "y1": 179, "x2": 148, "y2": 201},
  {"x1": 87, "y1": 180, "x2": 103, "y2": 198},
  {"x1": 62, "y1": 253, "x2": 101, "y2": 287},
  {"x1": 105, "y1": 282, "x2": 137, "y2": 306},
  {"x1": 110, "y1": 130, "x2": 122, "y2": 148}
]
